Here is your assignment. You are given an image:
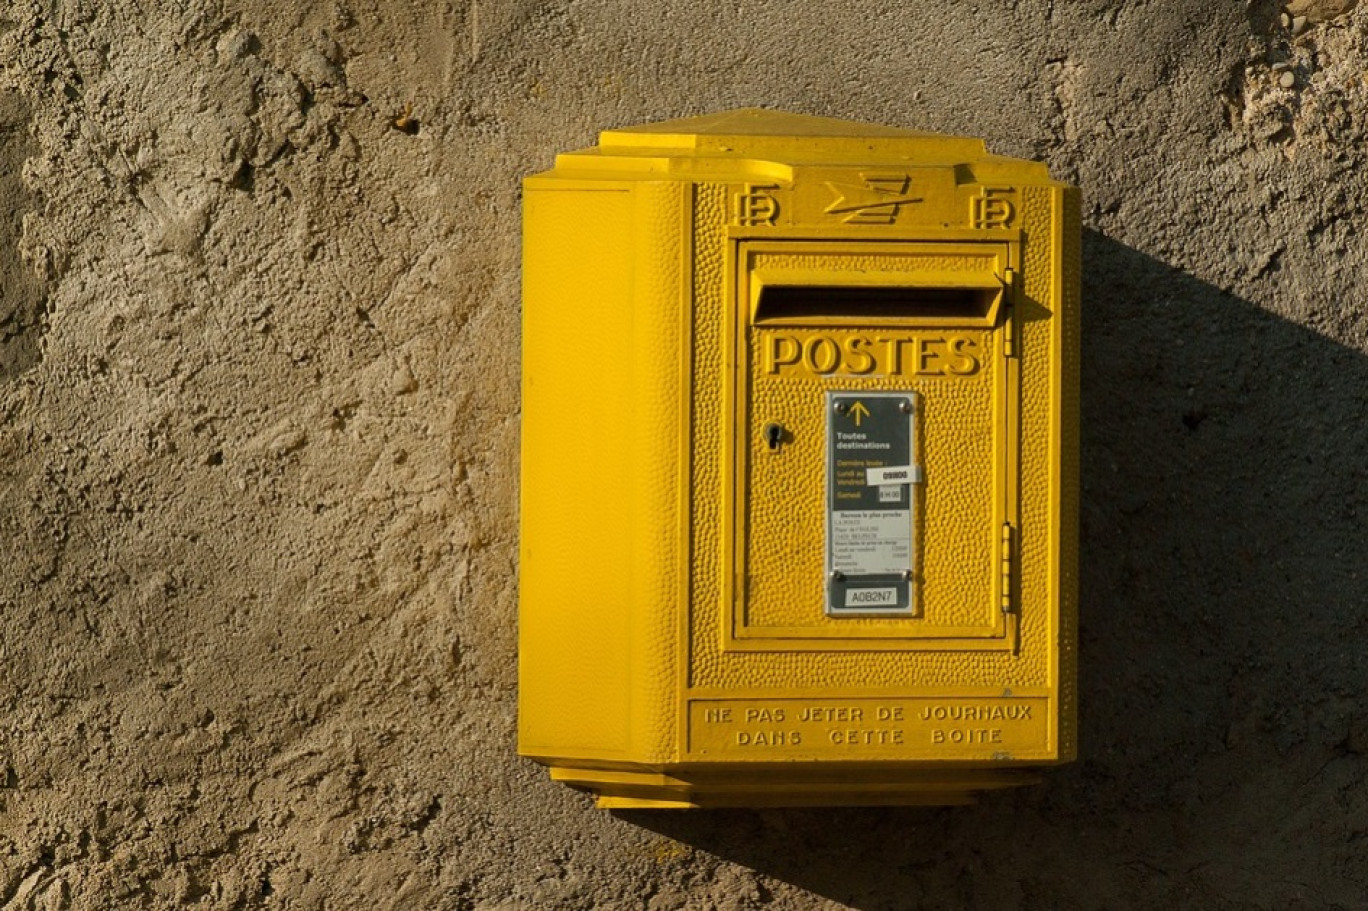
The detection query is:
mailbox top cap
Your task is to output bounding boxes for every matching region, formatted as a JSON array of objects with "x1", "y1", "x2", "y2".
[{"x1": 551, "y1": 108, "x2": 1051, "y2": 177}]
